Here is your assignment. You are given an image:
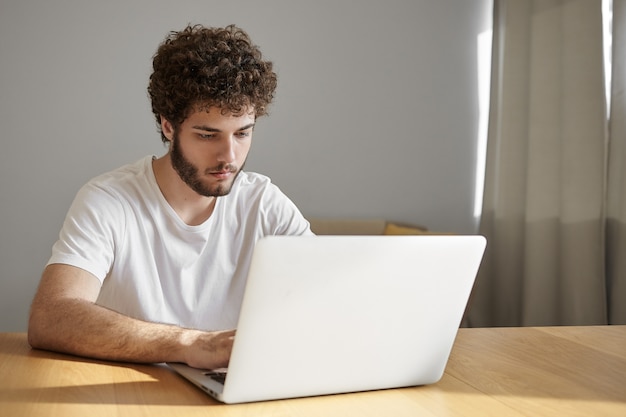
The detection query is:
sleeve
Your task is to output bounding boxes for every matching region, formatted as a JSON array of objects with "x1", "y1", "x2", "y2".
[
  {"x1": 47, "y1": 182, "x2": 125, "y2": 283},
  {"x1": 258, "y1": 181, "x2": 315, "y2": 237}
]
